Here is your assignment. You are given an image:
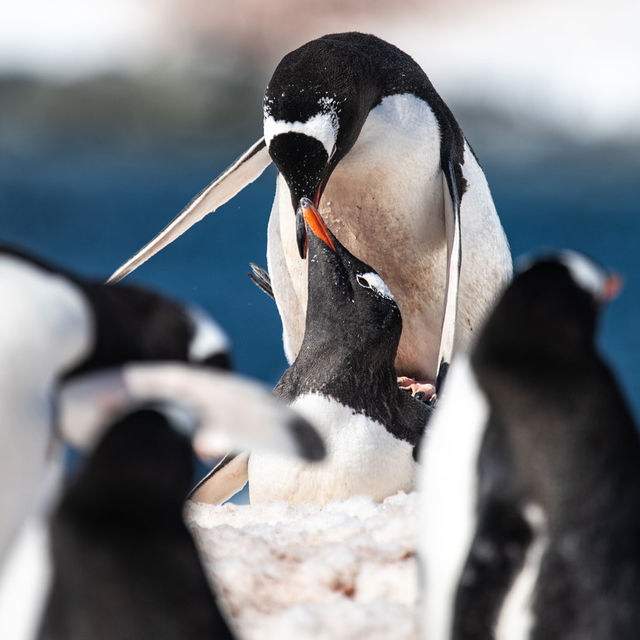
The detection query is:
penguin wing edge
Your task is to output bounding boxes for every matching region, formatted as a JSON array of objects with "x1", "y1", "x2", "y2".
[
  {"x1": 435, "y1": 160, "x2": 462, "y2": 391},
  {"x1": 58, "y1": 364, "x2": 326, "y2": 463},
  {"x1": 107, "y1": 138, "x2": 272, "y2": 283},
  {"x1": 189, "y1": 451, "x2": 249, "y2": 505}
]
